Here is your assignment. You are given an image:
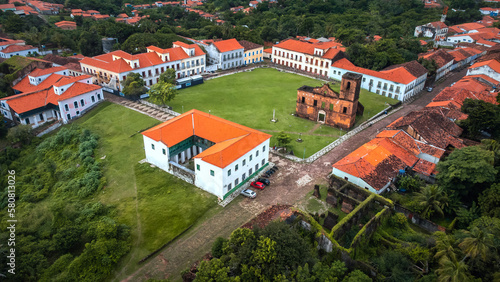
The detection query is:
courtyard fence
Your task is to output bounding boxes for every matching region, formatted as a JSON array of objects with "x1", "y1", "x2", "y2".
[{"x1": 139, "y1": 100, "x2": 181, "y2": 117}]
